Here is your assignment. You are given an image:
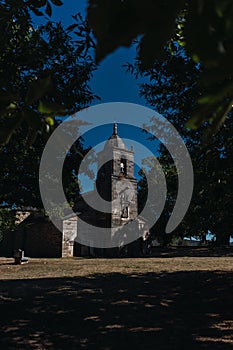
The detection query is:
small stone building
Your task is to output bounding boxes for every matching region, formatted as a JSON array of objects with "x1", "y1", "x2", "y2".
[{"x1": 0, "y1": 211, "x2": 62, "y2": 258}]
